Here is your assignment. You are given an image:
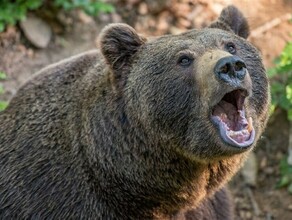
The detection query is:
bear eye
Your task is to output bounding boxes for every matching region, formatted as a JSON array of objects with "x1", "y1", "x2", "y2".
[
  {"x1": 178, "y1": 55, "x2": 193, "y2": 67},
  {"x1": 226, "y1": 42, "x2": 236, "y2": 54}
]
